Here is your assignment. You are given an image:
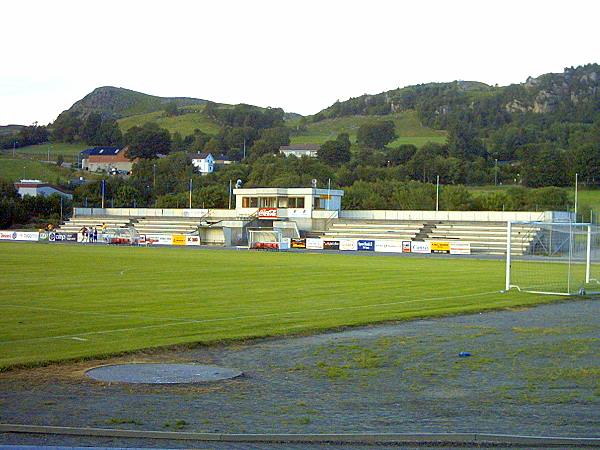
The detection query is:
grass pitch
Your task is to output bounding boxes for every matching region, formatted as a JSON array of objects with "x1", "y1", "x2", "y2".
[{"x1": 0, "y1": 242, "x2": 561, "y2": 369}]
